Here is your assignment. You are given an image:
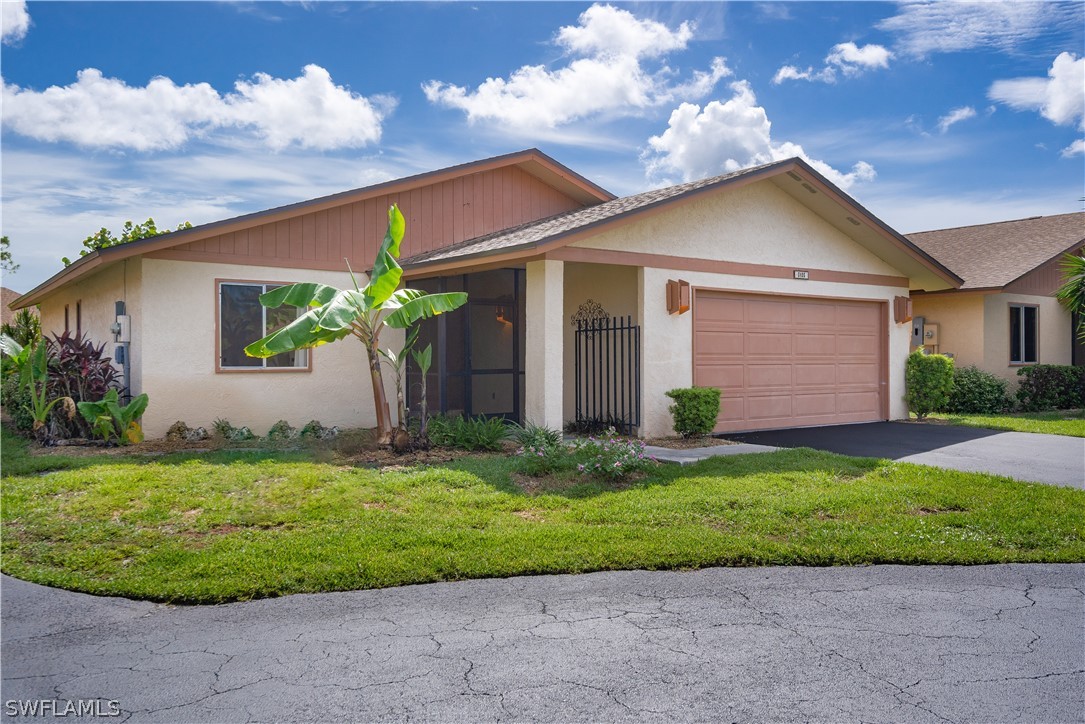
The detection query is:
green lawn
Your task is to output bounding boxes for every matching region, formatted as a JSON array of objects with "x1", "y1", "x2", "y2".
[
  {"x1": 928, "y1": 410, "x2": 1085, "y2": 437},
  {"x1": 3, "y1": 425, "x2": 1083, "y2": 604}
]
